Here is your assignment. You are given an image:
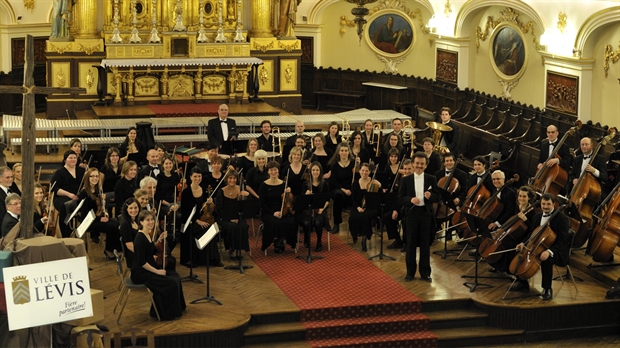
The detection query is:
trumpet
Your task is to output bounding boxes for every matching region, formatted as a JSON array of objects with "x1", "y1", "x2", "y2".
[
  {"x1": 342, "y1": 119, "x2": 351, "y2": 142},
  {"x1": 271, "y1": 126, "x2": 282, "y2": 157},
  {"x1": 402, "y1": 120, "x2": 416, "y2": 157}
]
